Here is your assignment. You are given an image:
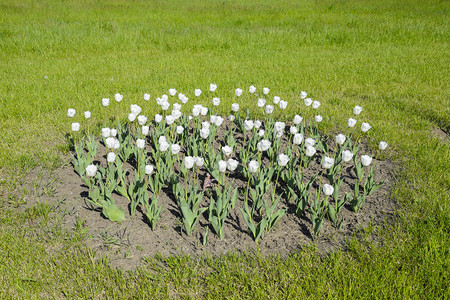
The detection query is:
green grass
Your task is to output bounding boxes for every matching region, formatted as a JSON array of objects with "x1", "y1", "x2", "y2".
[{"x1": 0, "y1": 0, "x2": 449, "y2": 298}]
